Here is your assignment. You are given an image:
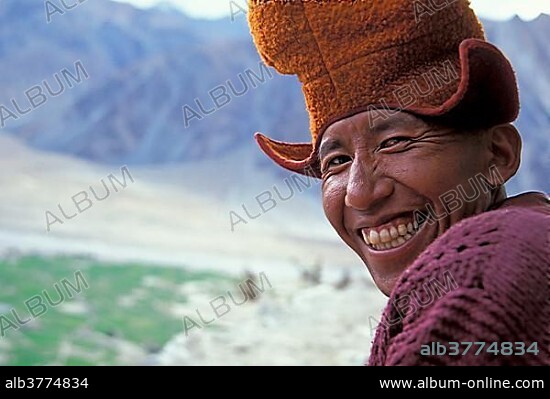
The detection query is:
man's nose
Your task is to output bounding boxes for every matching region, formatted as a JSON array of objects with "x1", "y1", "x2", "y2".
[{"x1": 344, "y1": 159, "x2": 393, "y2": 211}]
